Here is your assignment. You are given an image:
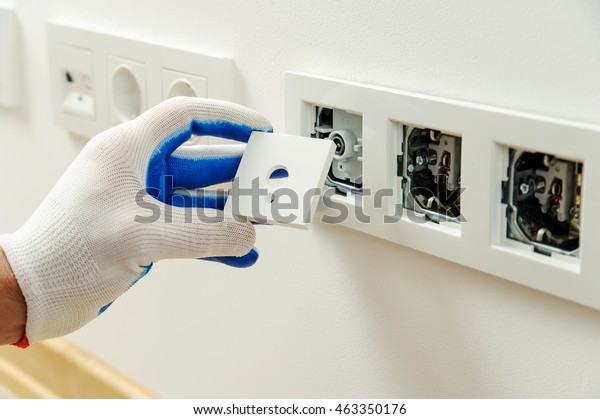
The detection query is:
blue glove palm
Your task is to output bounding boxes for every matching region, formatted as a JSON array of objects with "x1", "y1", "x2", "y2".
[
  {"x1": 0, "y1": 97, "x2": 274, "y2": 344},
  {"x1": 144, "y1": 101, "x2": 273, "y2": 268}
]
